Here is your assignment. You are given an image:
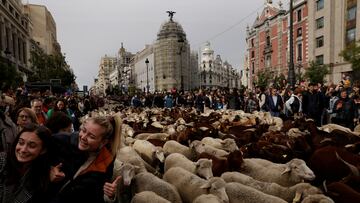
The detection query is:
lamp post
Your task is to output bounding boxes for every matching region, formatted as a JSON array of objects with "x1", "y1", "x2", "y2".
[
  {"x1": 246, "y1": 67, "x2": 249, "y2": 88},
  {"x1": 145, "y1": 58, "x2": 149, "y2": 93},
  {"x1": 288, "y1": 0, "x2": 296, "y2": 88}
]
